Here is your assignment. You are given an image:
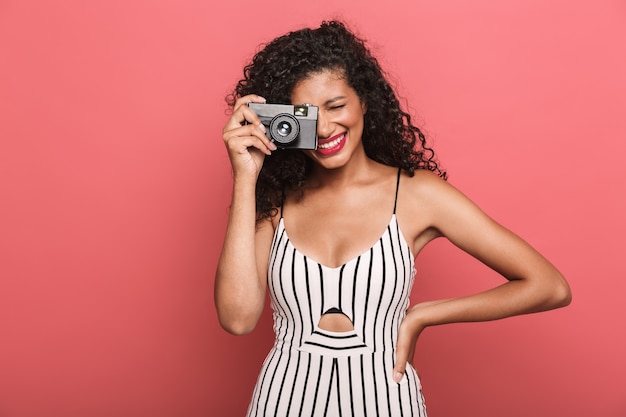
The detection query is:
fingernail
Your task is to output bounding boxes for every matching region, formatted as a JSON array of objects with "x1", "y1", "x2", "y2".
[
  {"x1": 269, "y1": 141, "x2": 277, "y2": 151},
  {"x1": 394, "y1": 371, "x2": 403, "y2": 383},
  {"x1": 258, "y1": 123, "x2": 266, "y2": 133},
  {"x1": 258, "y1": 96, "x2": 266, "y2": 103}
]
